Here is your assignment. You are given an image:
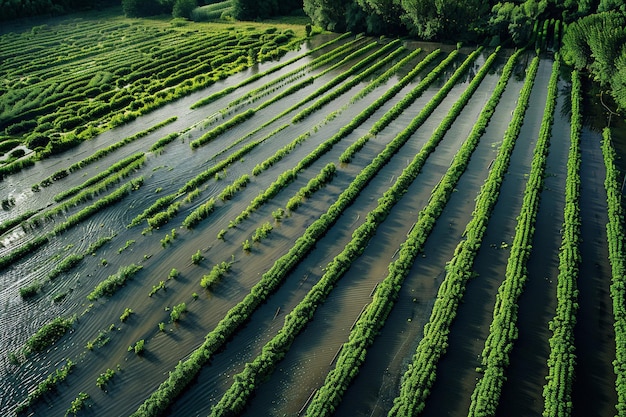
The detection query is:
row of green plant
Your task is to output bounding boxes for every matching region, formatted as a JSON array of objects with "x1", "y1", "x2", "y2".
[
  {"x1": 129, "y1": 45, "x2": 485, "y2": 417},
  {"x1": 36, "y1": 157, "x2": 144, "y2": 225},
  {"x1": 189, "y1": 32, "x2": 354, "y2": 109},
  {"x1": 14, "y1": 359, "x2": 75, "y2": 414},
  {"x1": 208, "y1": 47, "x2": 499, "y2": 417},
  {"x1": 219, "y1": 175, "x2": 250, "y2": 201},
  {"x1": 387, "y1": 49, "x2": 534, "y2": 417},
  {"x1": 23, "y1": 316, "x2": 76, "y2": 356},
  {"x1": 182, "y1": 198, "x2": 216, "y2": 229},
  {"x1": 601, "y1": 126, "x2": 626, "y2": 416},
  {"x1": 467, "y1": 55, "x2": 561, "y2": 417},
  {"x1": 340, "y1": 48, "x2": 461, "y2": 163},
  {"x1": 247, "y1": 46, "x2": 436, "y2": 176},
  {"x1": 190, "y1": 109, "x2": 256, "y2": 149},
  {"x1": 149, "y1": 132, "x2": 180, "y2": 152},
  {"x1": 0, "y1": 209, "x2": 37, "y2": 236},
  {"x1": 87, "y1": 263, "x2": 144, "y2": 301},
  {"x1": 96, "y1": 368, "x2": 116, "y2": 390},
  {"x1": 218, "y1": 36, "x2": 364, "y2": 112},
  {"x1": 201, "y1": 260, "x2": 234, "y2": 289},
  {"x1": 541, "y1": 68, "x2": 582, "y2": 417},
  {"x1": 303, "y1": 47, "x2": 502, "y2": 417},
  {"x1": 286, "y1": 163, "x2": 336, "y2": 212},
  {"x1": 2, "y1": 21, "x2": 306, "y2": 178}
]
